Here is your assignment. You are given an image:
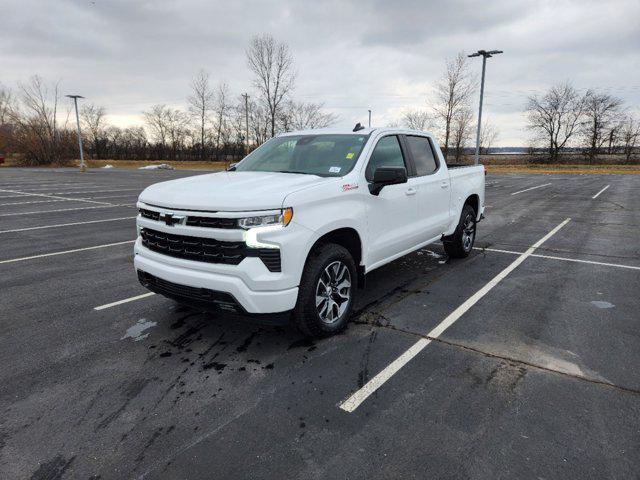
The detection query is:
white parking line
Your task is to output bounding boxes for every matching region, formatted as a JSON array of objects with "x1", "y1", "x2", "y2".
[
  {"x1": 0, "y1": 188, "x2": 124, "y2": 206},
  {"x1": 2, "y1": 184, "x2": 102, "y2": 191},
  {"x1": 510, "y1": 183, "x2": 551, "y2": 195},
  {"x1": 0, "y1": 199, "x2": 71, "y2": 206},
  {"x1": 0, "y1": 217, "x2": 136, "y2": 234},
  {"x1": 94, "y1": 292, "x2": 156, "y2": 311},
  {"x1": 474, "y1": 246, "x2": 640, "y2": 271},
  {"x1": 0, "y1": 188, "x2": 139, "y2": 198},
  {"x1": 0, "y1": 204, "x2": 134, "y2": 217},
  {"x1": 592, "y1": 185, "x2": 610, "y2": 199},
  {"x1": 338, "y1": 218, "x2": 571, "y2": 413},
  {"x1": 52, "y1": 188, "x2": 140, "y2": 195},
  {"x1": 0, "y1": 240, "x2": 135, "y2": 265}
]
